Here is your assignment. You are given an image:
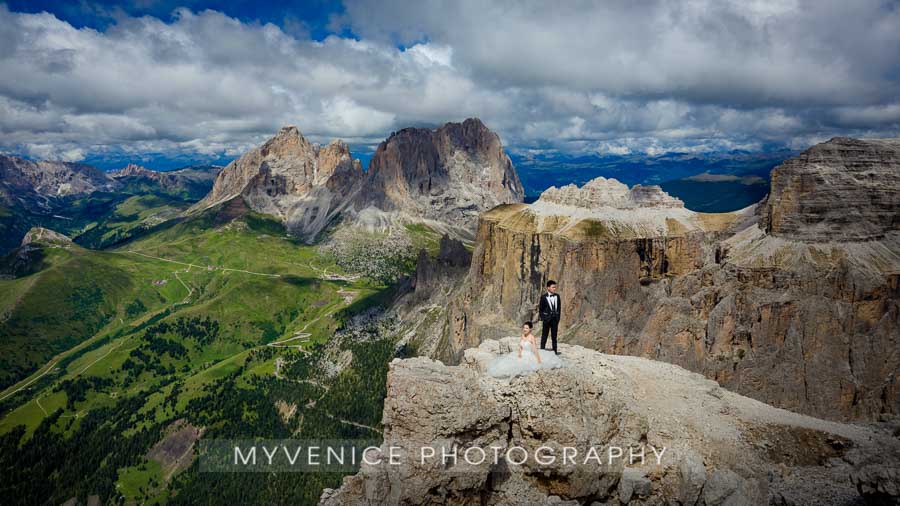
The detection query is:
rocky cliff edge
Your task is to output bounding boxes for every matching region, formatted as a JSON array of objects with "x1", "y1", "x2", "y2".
[{"x1": 321, "y1": 338, "x2": 900, "y2": 506}]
